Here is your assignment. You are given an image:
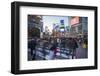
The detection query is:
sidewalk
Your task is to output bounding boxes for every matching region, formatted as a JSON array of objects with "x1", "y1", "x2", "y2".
[{"x1": 76, "y1": 44, "x2": 88, "y2": 59}]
